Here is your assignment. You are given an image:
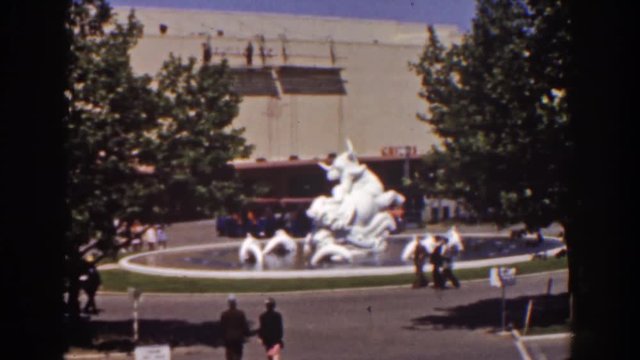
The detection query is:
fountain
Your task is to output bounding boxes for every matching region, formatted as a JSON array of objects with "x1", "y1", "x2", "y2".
[
  {"x1": 240, "y1": 139, "x2": 405, "y2": 267},
  {"x1": 118, "y1": 141, "x2": 566, "y2": 279}
]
